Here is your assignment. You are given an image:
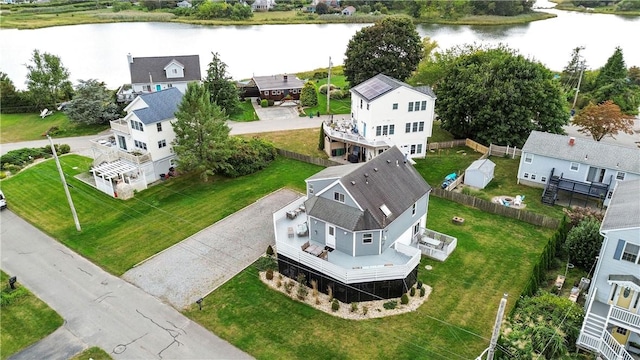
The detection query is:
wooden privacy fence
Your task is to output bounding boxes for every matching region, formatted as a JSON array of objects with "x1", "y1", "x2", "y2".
[
  {"x1": 277, "y1": 148, "x2": 341, "y2": 167},
  {"x1": 428, "y1": 139, "x2": 521, "y2": 159},
  {"x1": 431, "y1": 188, "x2": 560, "y2": 229}
]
